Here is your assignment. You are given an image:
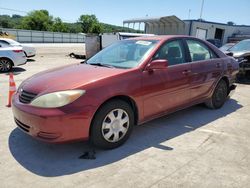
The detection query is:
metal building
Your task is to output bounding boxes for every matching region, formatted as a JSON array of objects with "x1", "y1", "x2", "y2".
[
  {"x1": 184, "y1": 20, "x2": 250, "y2": 44},
  {"x1": 123, "y1": 16, "x2": 185, "y2": 35},
  {"x1": 123, "y1": 16, "x2": 250, "y2": 44}
]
